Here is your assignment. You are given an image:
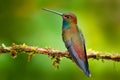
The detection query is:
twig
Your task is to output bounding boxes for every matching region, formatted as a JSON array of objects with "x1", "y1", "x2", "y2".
[{"x1": 0, "y1": 43, "x2": 120, "y2": 62}]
